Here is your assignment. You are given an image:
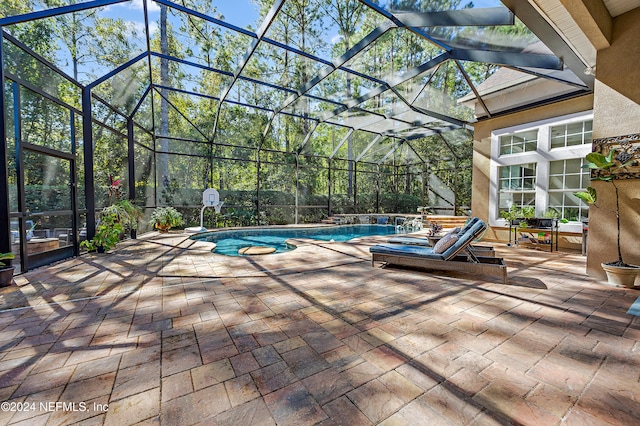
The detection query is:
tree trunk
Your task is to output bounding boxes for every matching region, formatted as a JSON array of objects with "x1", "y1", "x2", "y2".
[{"x1": 158, "y1": 4, "x2": 170, "y2": 202}]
